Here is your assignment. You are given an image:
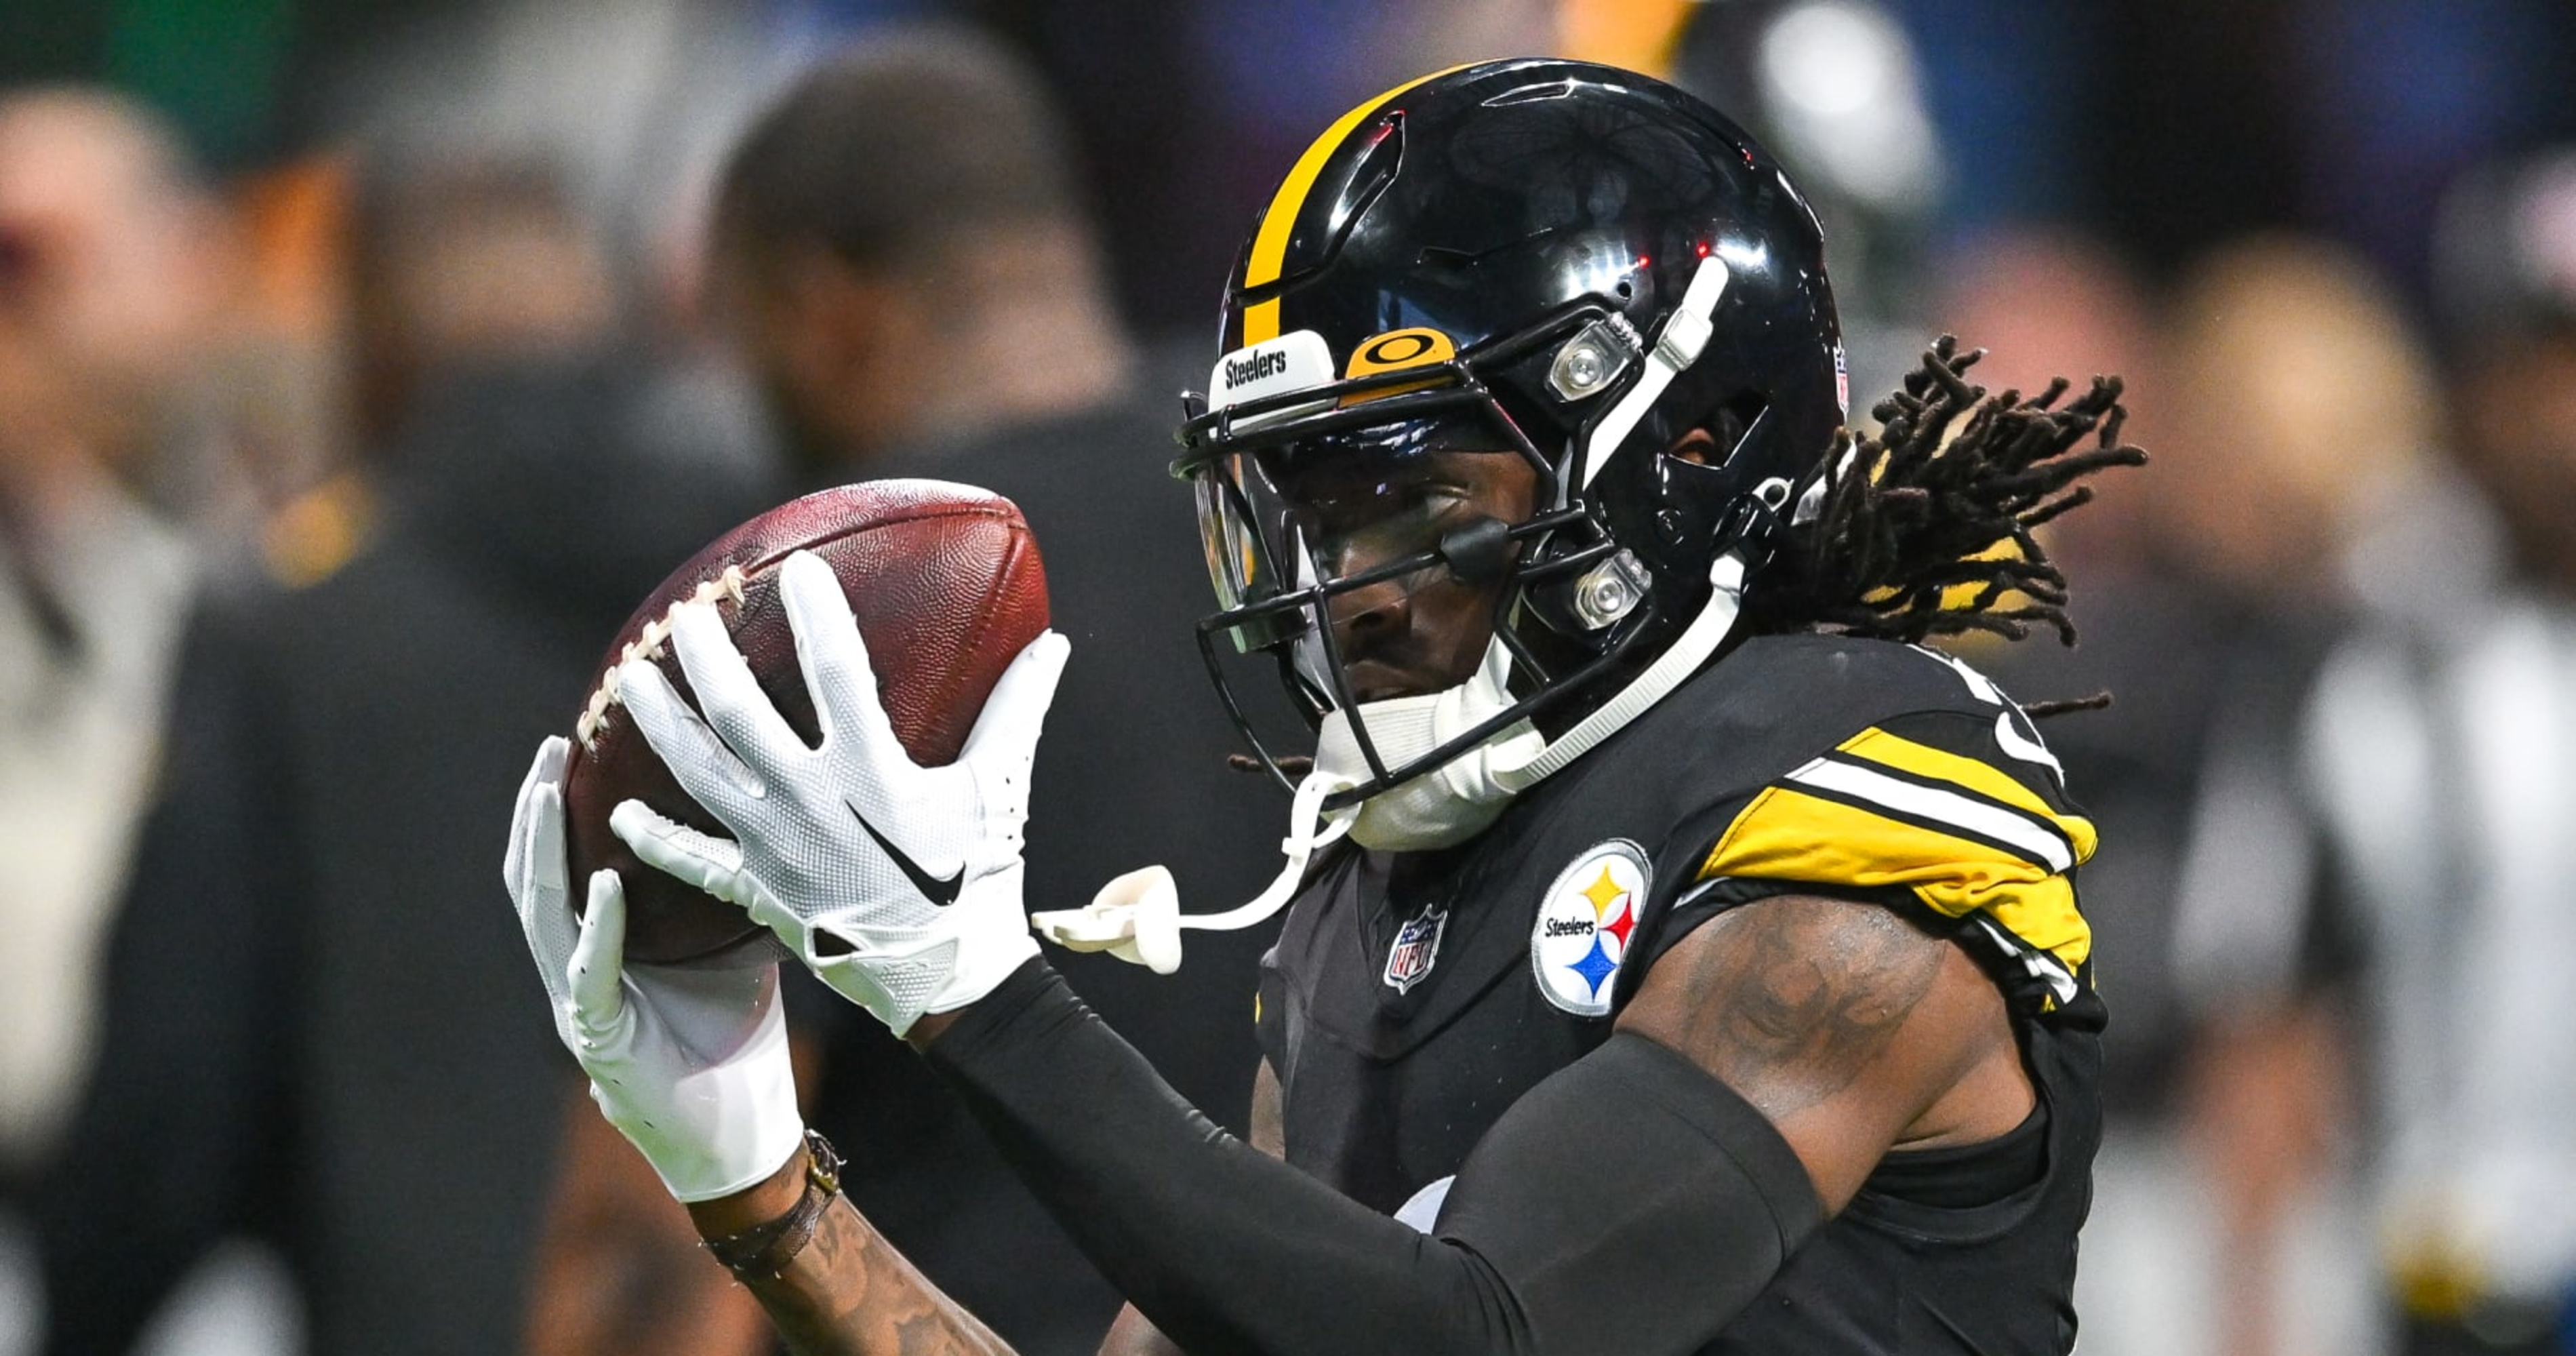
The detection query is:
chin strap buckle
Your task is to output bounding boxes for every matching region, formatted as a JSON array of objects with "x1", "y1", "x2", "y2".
[{"x1": 1655, "y1": 306, "x2": 1713, "y2": 370}]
